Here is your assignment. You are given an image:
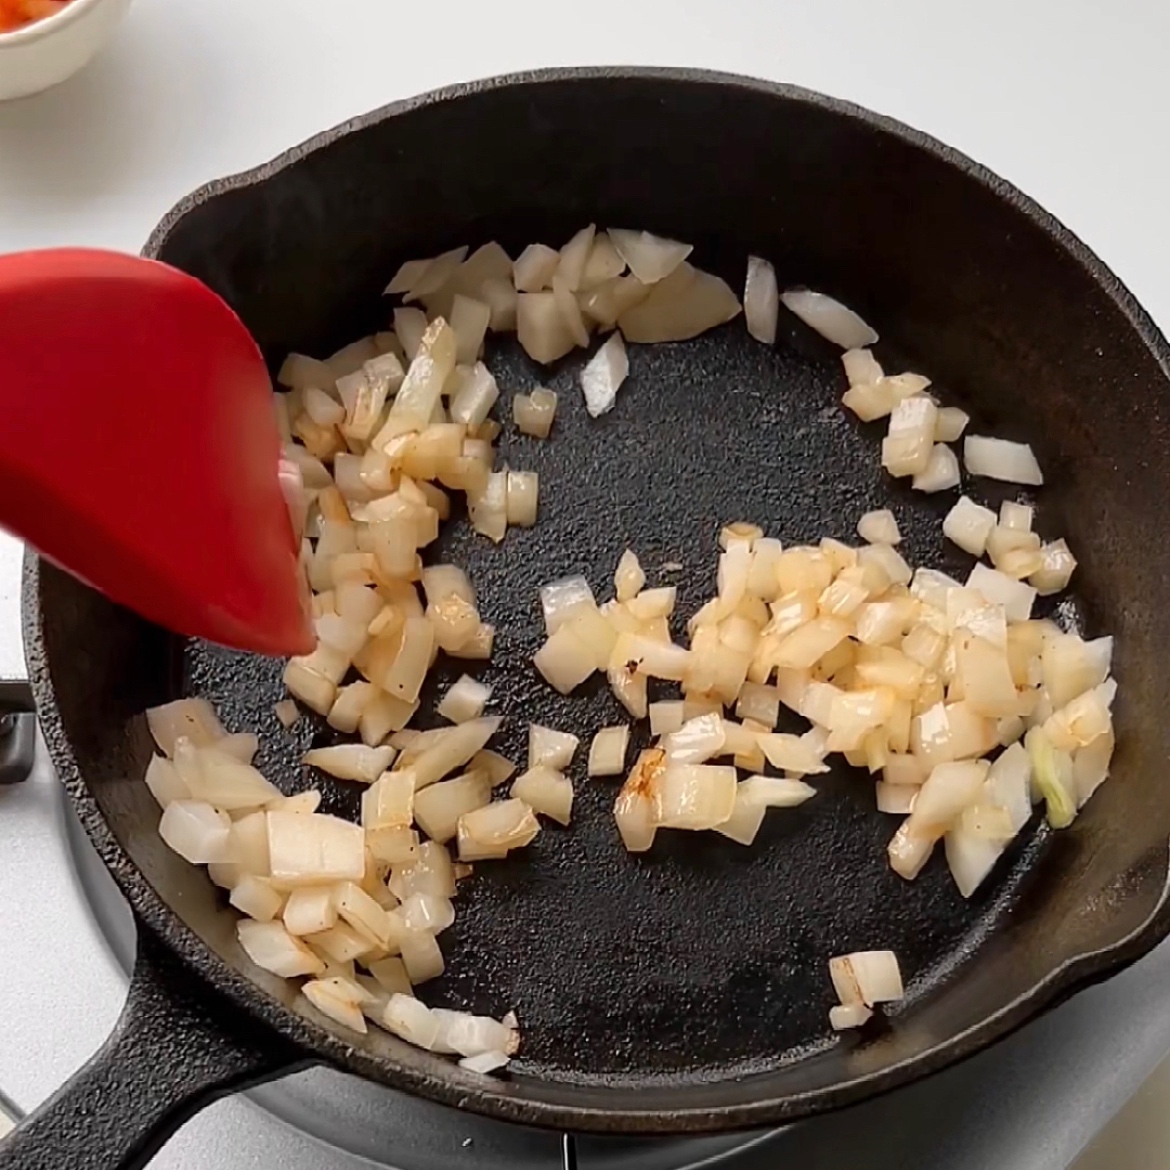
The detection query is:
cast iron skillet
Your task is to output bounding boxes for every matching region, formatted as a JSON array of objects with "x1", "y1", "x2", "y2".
[{"x1": 4, "y1": 67, "x2": 1170, "y2": 1170}]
